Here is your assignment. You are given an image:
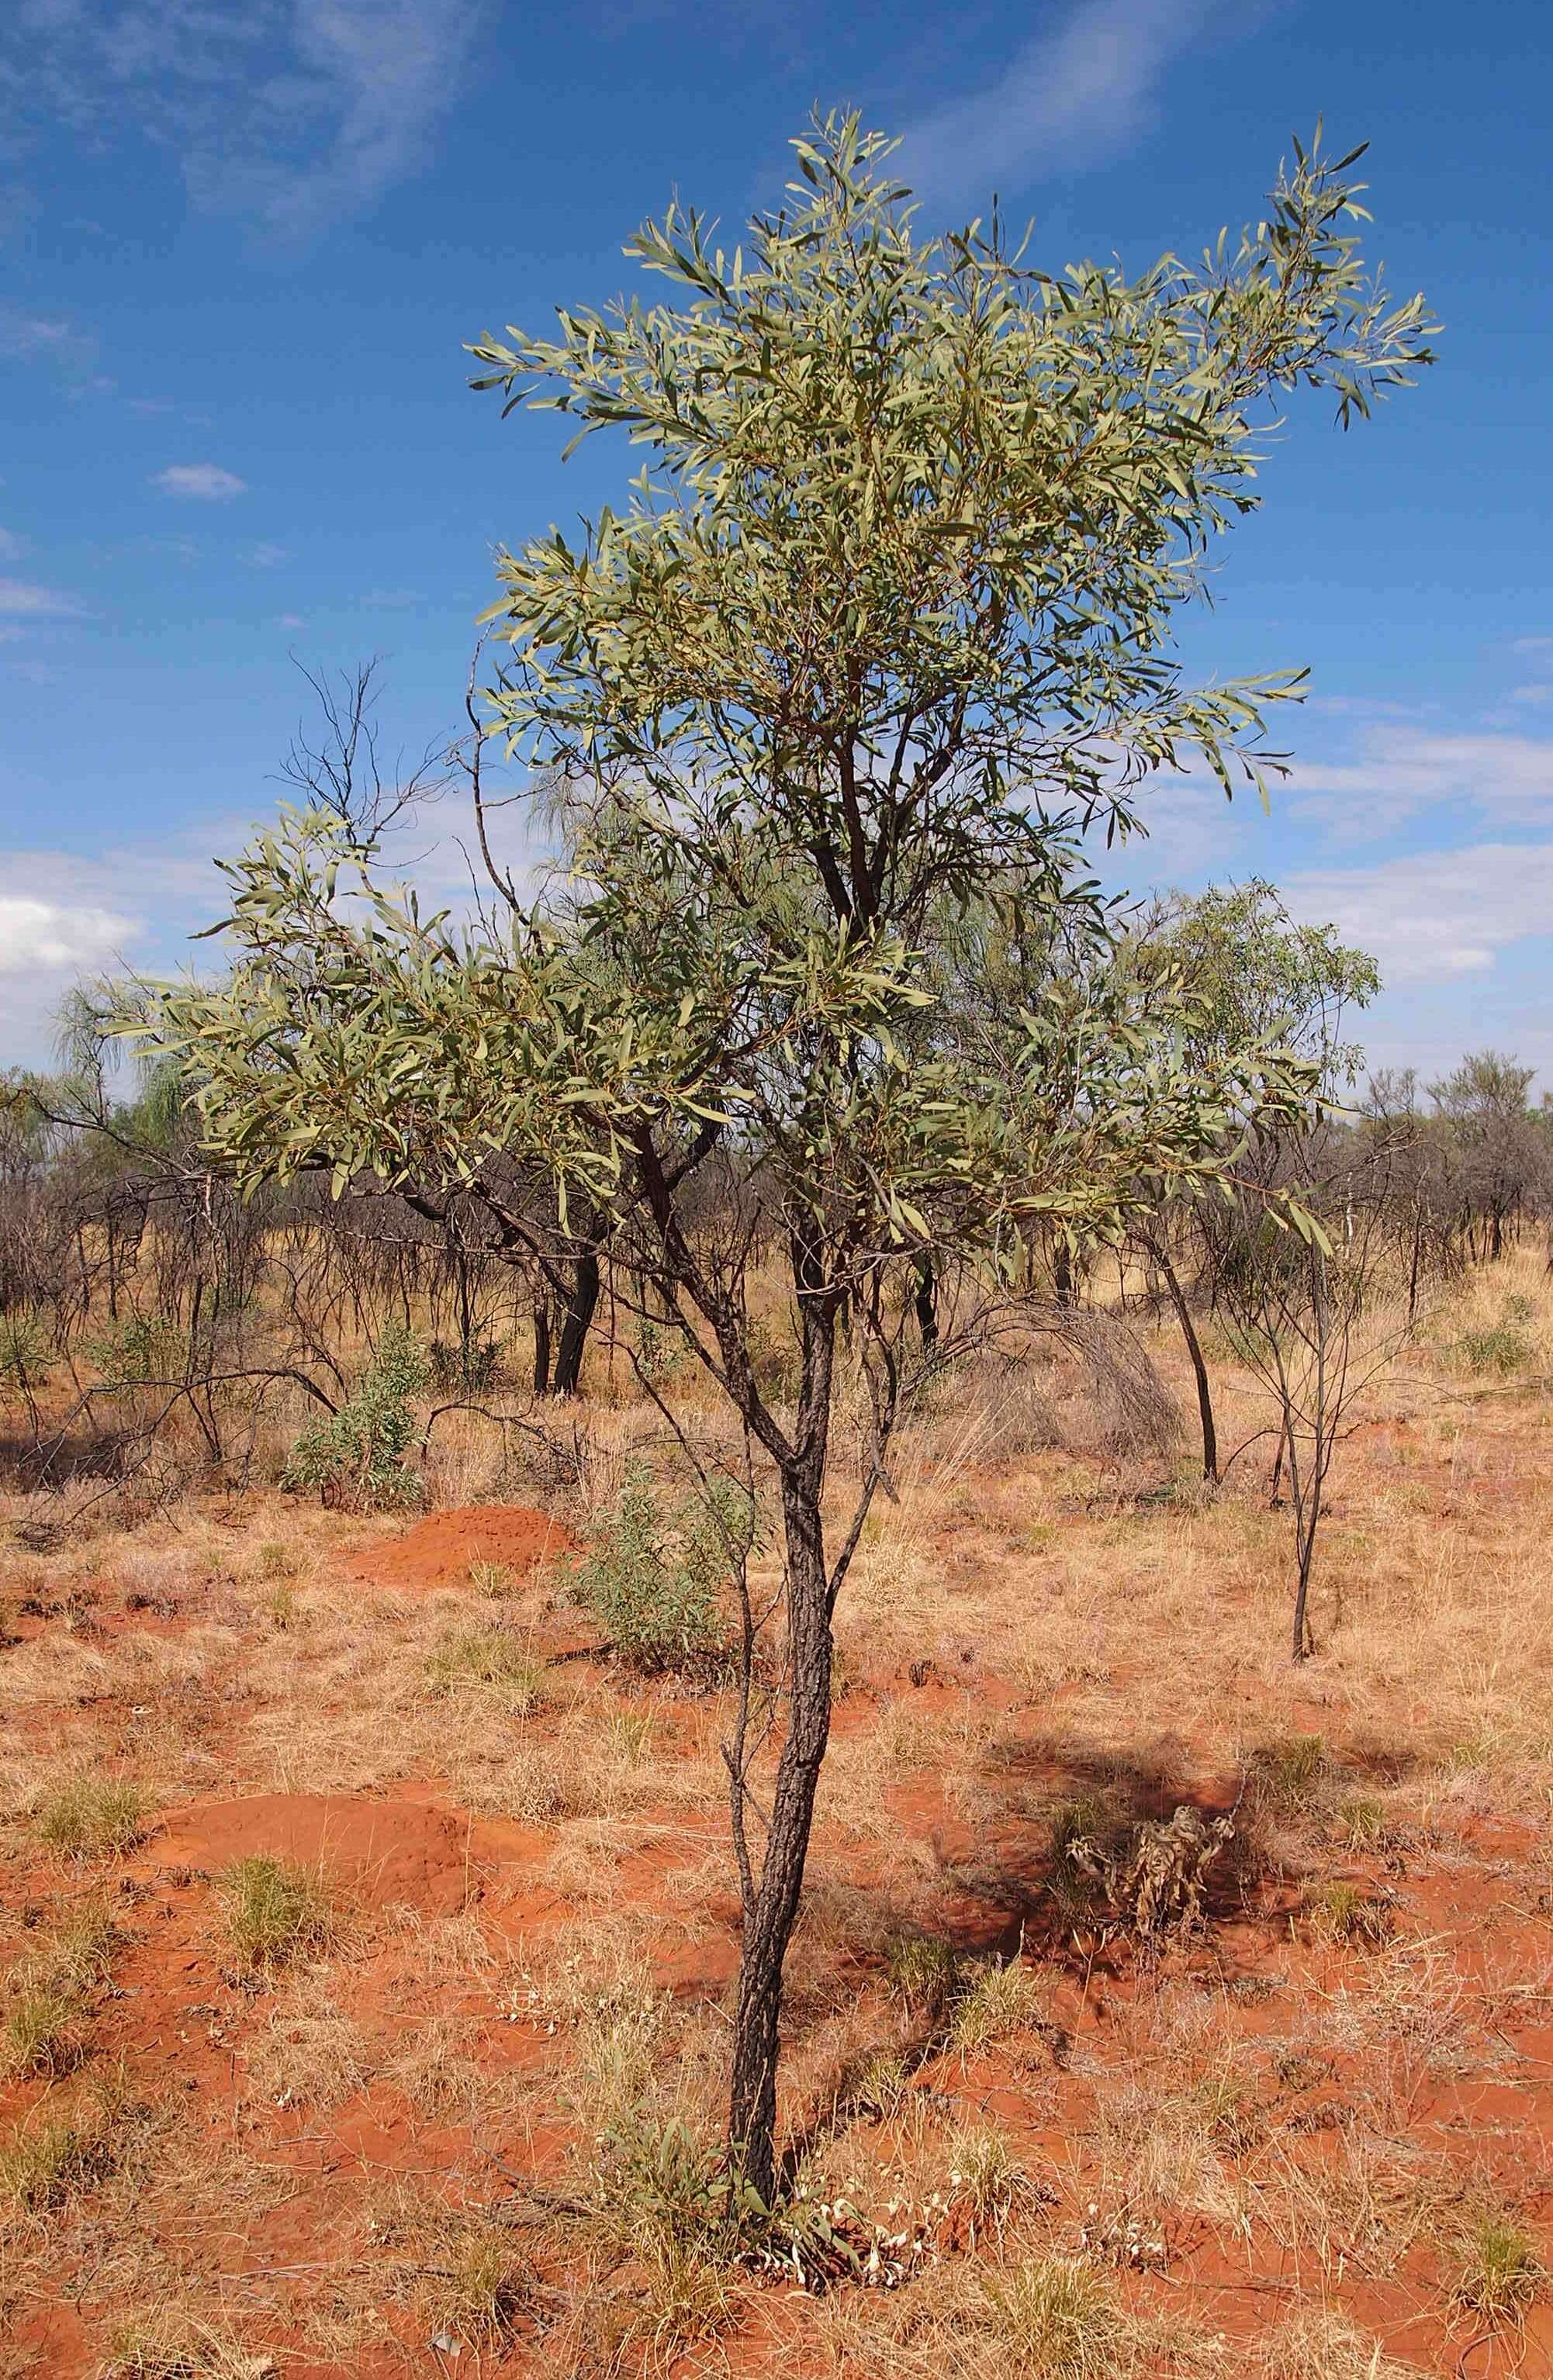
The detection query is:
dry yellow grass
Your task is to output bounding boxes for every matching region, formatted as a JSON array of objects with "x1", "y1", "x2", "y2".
[{"x1": 1, "y1": 1247, "x2": 1551, "y2": 2374}]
